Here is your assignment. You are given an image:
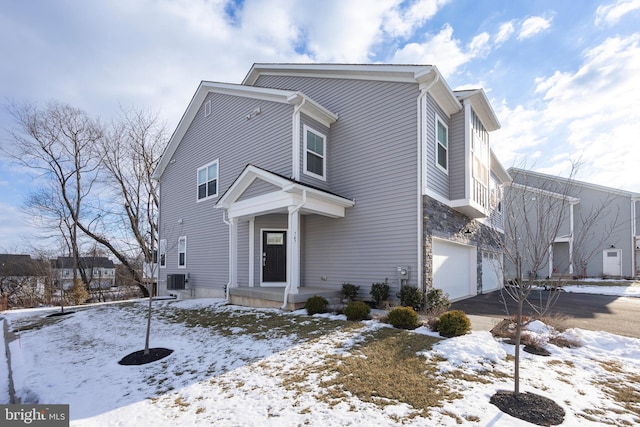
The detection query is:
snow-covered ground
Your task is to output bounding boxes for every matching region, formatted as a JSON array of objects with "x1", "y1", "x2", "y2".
[{"x1": 0, "y1": 285, "x2": 639, "y2": 426}]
